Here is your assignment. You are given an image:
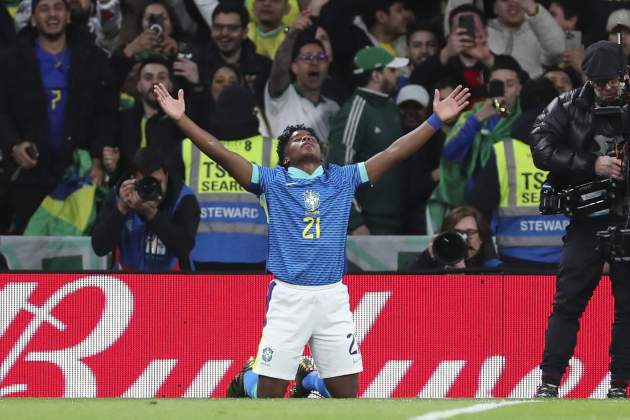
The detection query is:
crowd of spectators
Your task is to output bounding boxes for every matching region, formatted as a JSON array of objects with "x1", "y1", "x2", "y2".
[{"x1": 2, "y1": 0, "x2": 630, "y2": 271}]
